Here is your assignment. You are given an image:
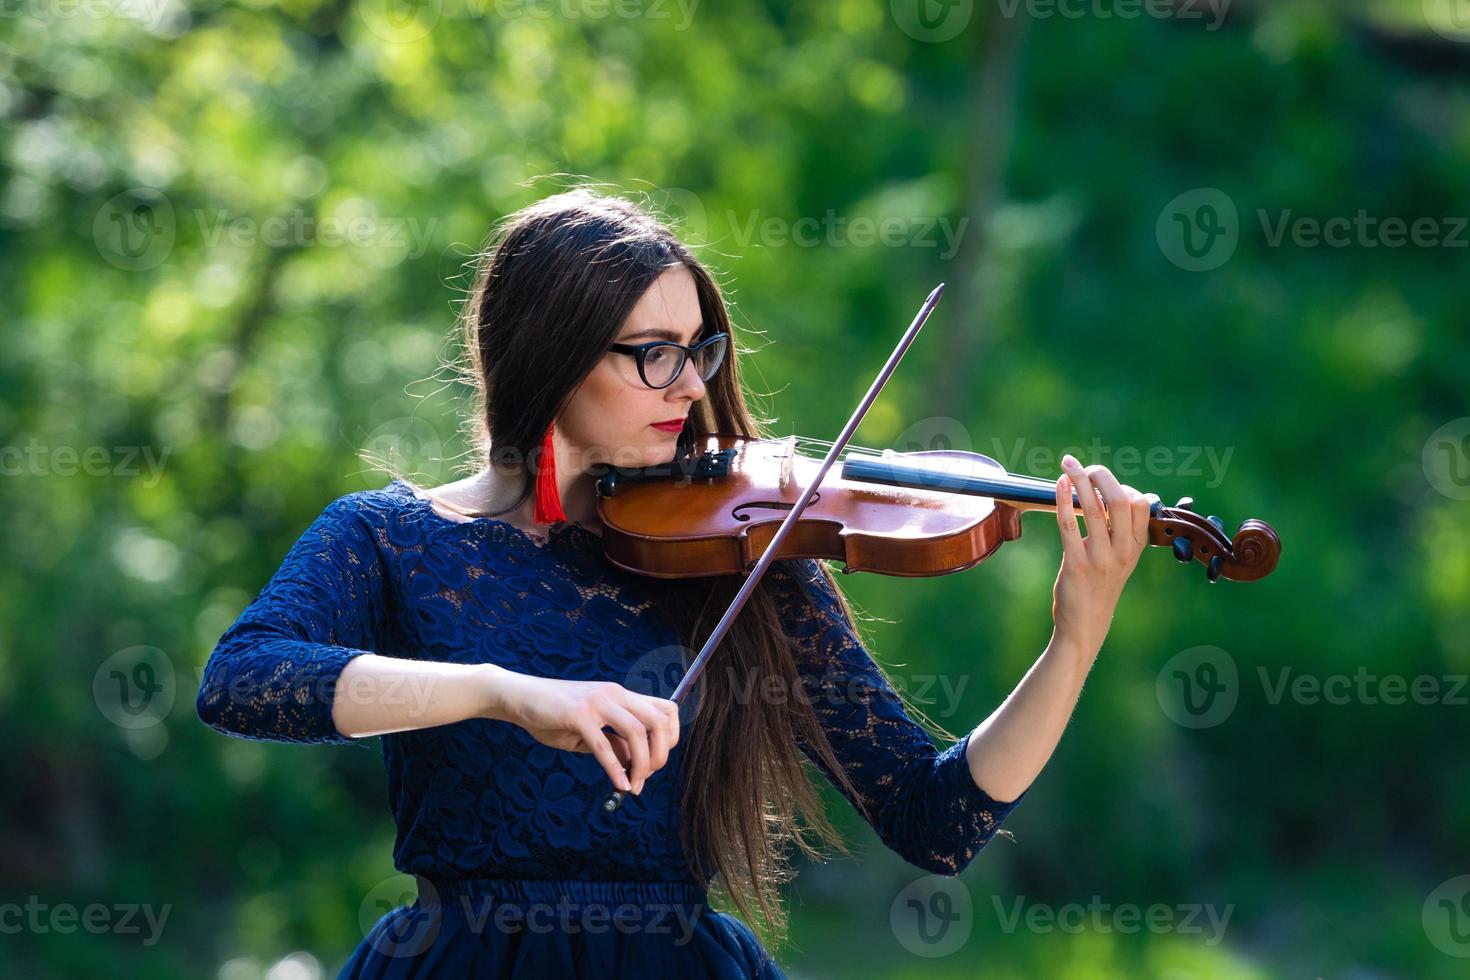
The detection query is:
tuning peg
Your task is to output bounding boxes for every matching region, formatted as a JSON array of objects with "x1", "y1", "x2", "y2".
[
  {"x1": 1172, "y1": 537, "x2": 1194, "y2": 563},
  {"x1": 1206, "y1": 554, "x2": 1225, "y2": 583},
  {"x1": 1174, "y1": 496, "x2": 1194, "y2": 511},
  {"x1": 1207, "y1": 515, "x2": 1225, "y2": 533}
]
